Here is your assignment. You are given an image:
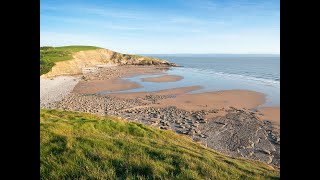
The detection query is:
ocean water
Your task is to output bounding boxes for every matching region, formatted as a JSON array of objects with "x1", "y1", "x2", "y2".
[{"x1": 115, "y1": 55, "x2": 280, "y2": 107}]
